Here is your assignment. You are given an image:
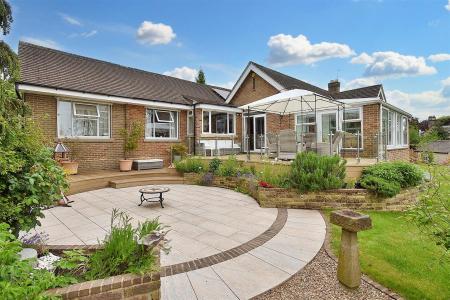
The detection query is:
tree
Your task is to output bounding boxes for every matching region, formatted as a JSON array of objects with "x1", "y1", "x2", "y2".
[
  {"x1": 0, "y1": 1, "x2": 68, "y2": 237},
  {"x1": 0, "y1": 0, "x2": 18, "y2": 80},
  {"x1": 0, "y1": 0, "x2": 13, "y2": 35},
  {"x1": 195, "y1": 69, "x2": 206, "y2": 84}
]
